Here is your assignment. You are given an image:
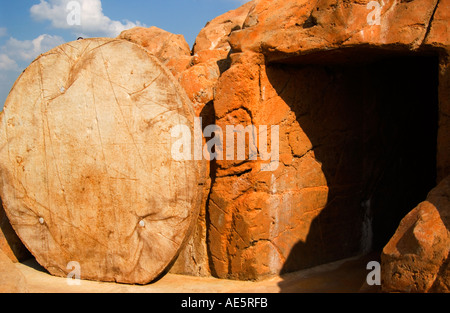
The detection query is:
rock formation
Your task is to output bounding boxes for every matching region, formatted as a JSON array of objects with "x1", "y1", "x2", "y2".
[
  {"x1": 115, "y1": 3, "x2": 256, "y2": 277},
  {"x1": 382, "y1": 175, "x2": 450, "y2": 293},
  {"x1": 193, "y1": 0, "x2": 255, "y2": 54},
  {"x1": 200, "y1": 0, "x2": 450, "y2": 282},
  {"x1": 118, "y1": 26, "x2": 192, "y2": 77},
  {"x1": 0, "y1": 0, "x2": 449, "y2": 292},
  {"x1": 115, "y1": 0, "x2": 449, "y2": 284}
]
